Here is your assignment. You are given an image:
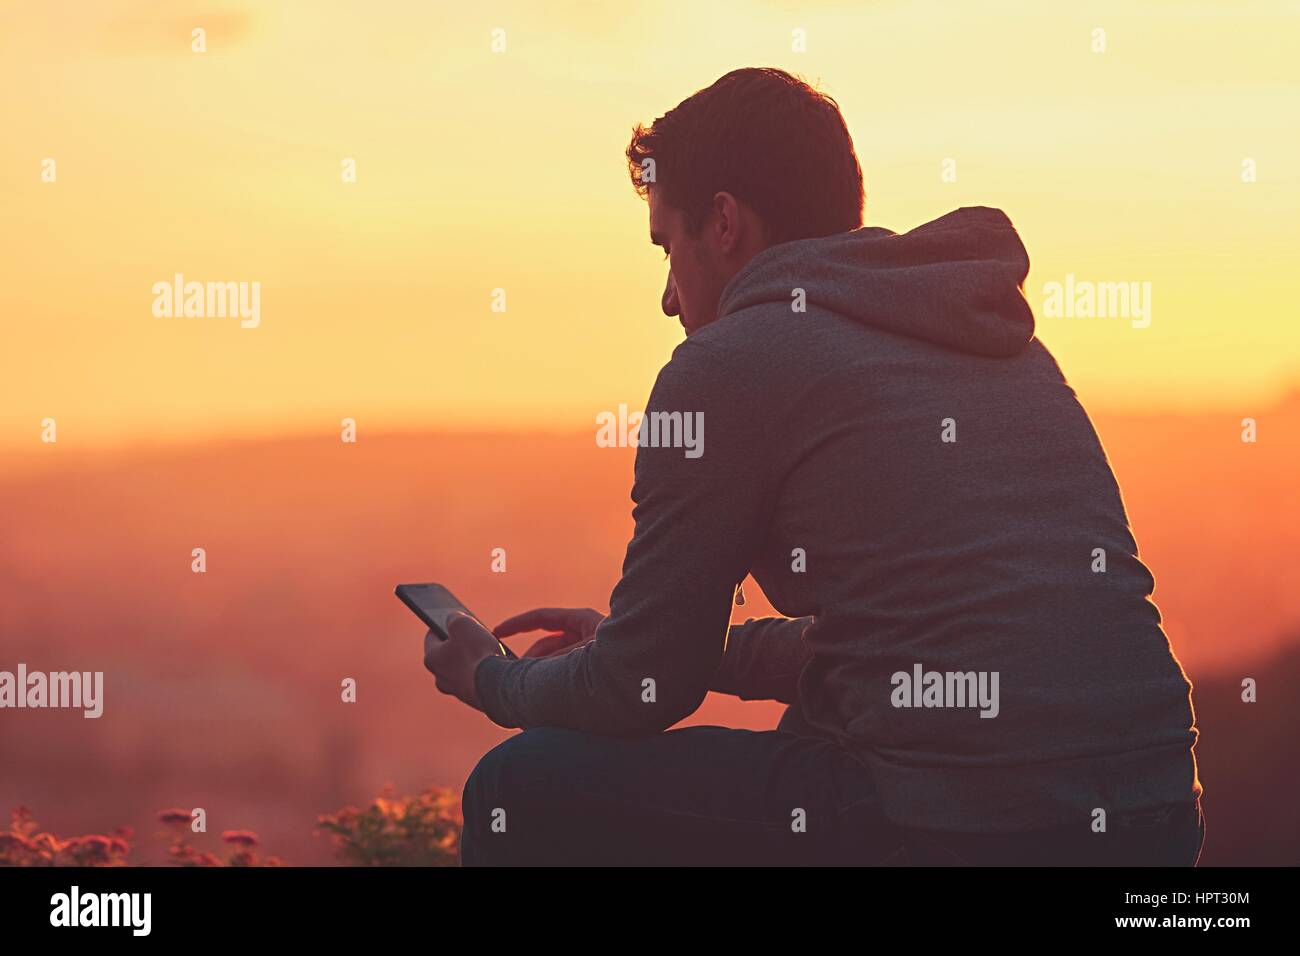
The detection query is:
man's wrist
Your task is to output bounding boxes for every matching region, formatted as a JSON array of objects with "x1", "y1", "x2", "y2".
[{"x1": 473, "y1": 652, "x2": 518, "y2": 729}]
